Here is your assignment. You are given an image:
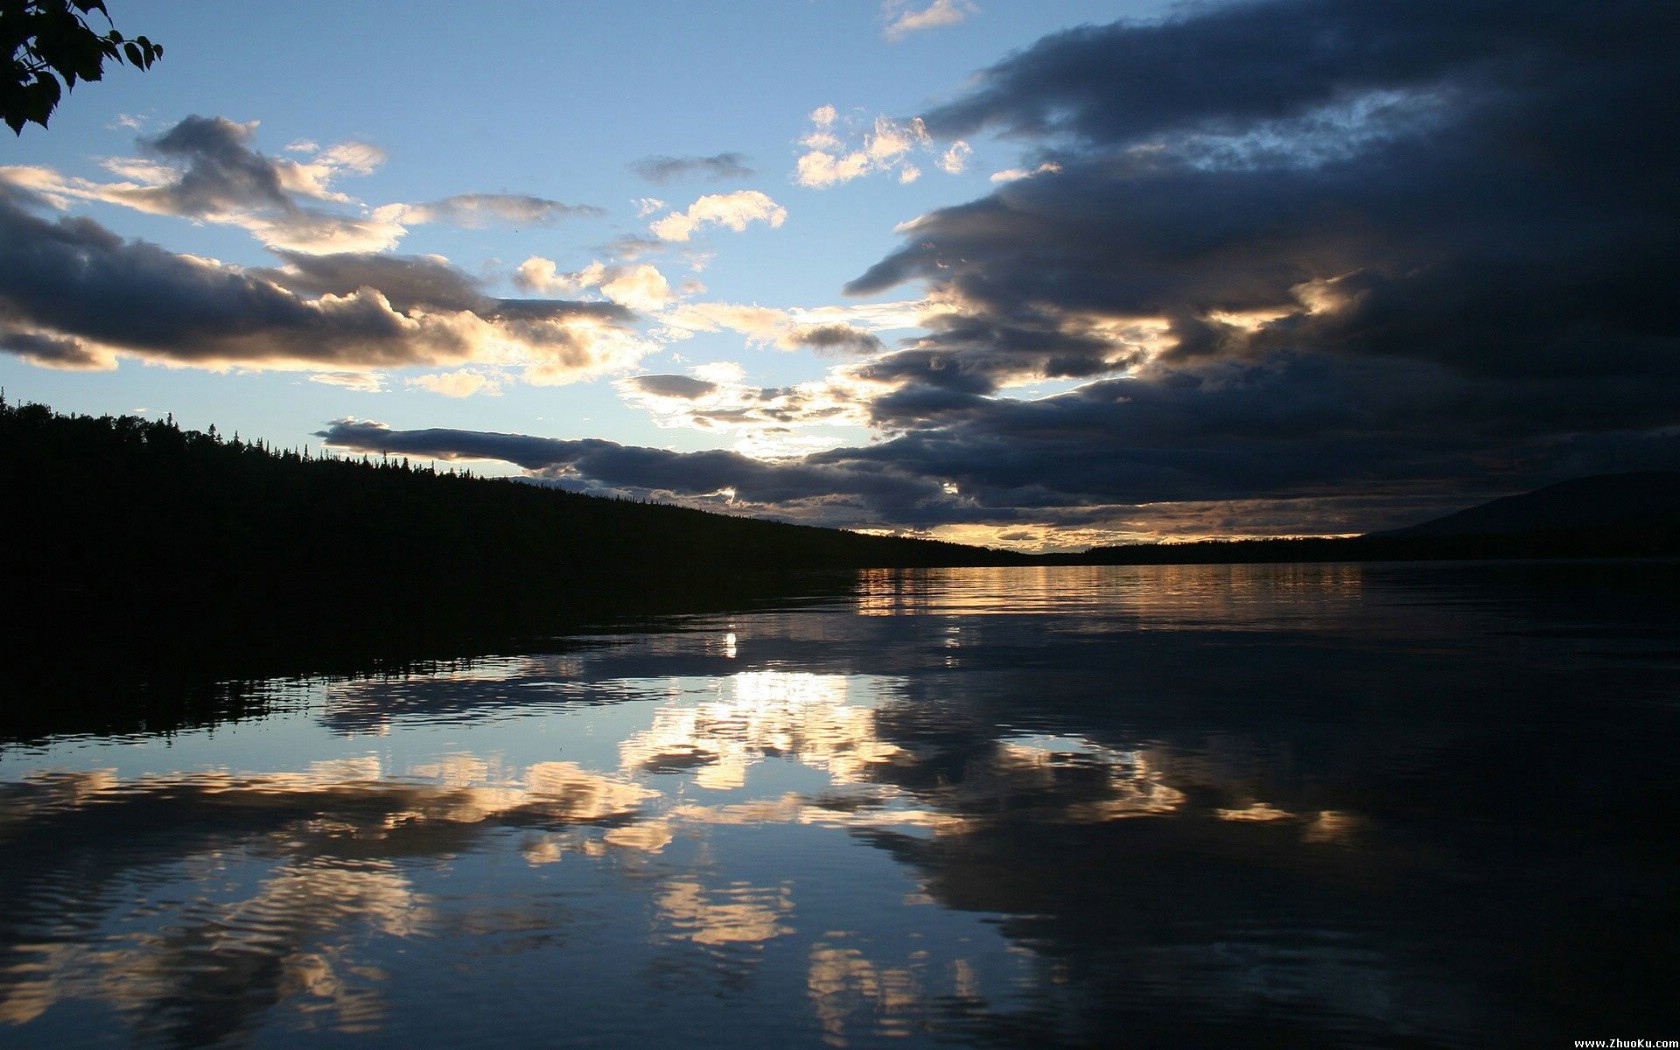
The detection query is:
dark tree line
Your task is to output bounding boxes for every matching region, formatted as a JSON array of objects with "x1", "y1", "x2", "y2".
[{"x1": 0, "y1": 398, "x2": 1022, "y2": 729}]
